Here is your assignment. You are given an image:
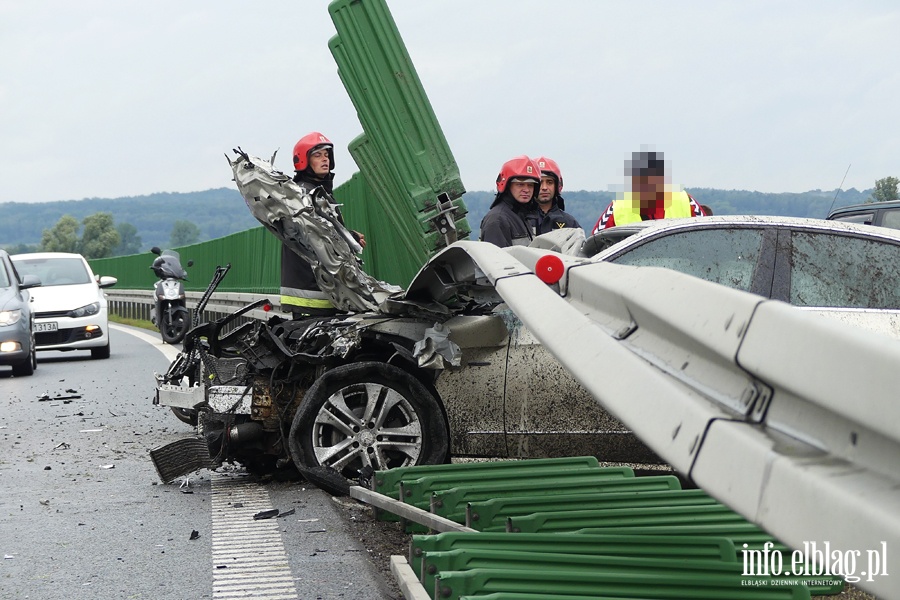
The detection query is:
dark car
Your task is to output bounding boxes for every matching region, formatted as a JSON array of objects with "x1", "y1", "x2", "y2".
[
  {"x1": 0, "y1": 249, "x2": 41, "y2": 376},
  {"x1": 826, "y1": 199, "x2": 900, "y2": 231}
]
